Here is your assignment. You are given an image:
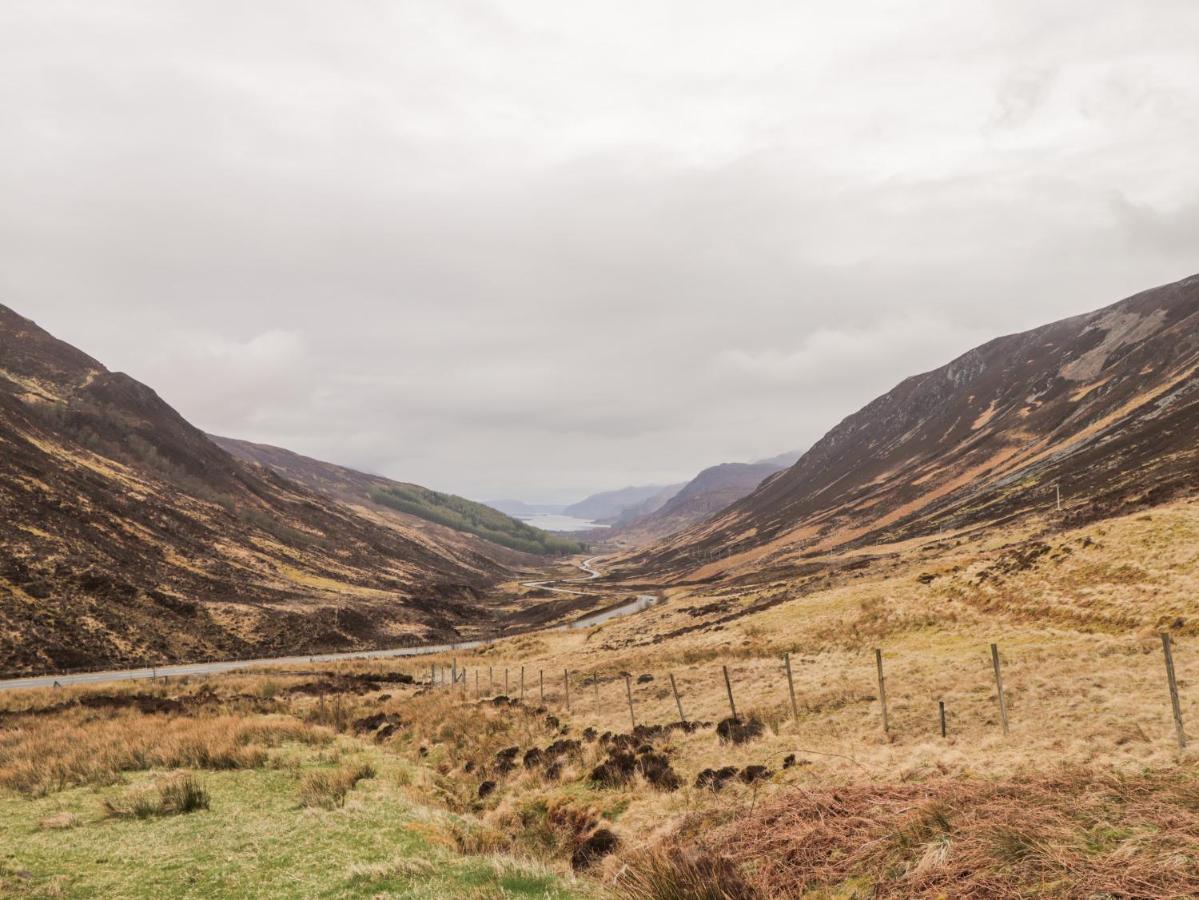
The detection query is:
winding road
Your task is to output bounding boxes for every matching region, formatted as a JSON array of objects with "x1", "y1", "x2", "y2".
[{"x1": 0, "y1": 556, "x2": 658, "y2": 692}]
